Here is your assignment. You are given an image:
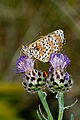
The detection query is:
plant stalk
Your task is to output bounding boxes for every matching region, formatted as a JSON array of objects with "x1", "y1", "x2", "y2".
[
  {"x1": 38, "y1": 90, "x2": 53, "y2": 120},
  {"x1": 58, "y1": 92, "x2": 64, "y2": 120}
]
